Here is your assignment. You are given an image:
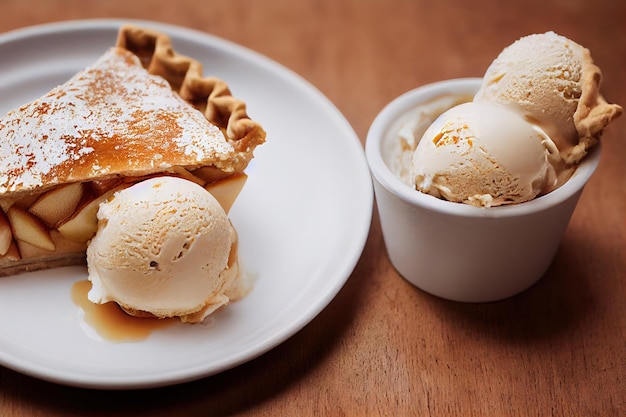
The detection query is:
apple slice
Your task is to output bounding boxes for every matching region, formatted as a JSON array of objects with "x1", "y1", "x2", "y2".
[
  {"x1": 0, "y1": 194, "x2": 40, "y2": 213},
  {"x1": 0, "y1": 210, "x2": 13, "y2": 256},
  {"x1": 0, "y1": 198, "x2": 15, "y2": 212},
  {"x1": 91, "y1": 177, "x2": 124, "y2": 195},
  {"x1": 0, "y1": 241, "x2": 20, "y2": 261},
  {"x1": 205, "y1": 173, "x2": 247, "y2": 213},
  {"x1": 7, "y1": 206, "x2": 55, "y2": 251},
  {"x1": 167, "y1": 166, "x2": 206, "y2": 186},
  {"x1": 28, "y1": 182, "x2": 84, "y2": 227},
  {"x1": 192, "y1": 166, "x2": 232, "y2": 183},
  {"x1": 57, "y1": 184, "x2": 128, "y2": 243}
]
